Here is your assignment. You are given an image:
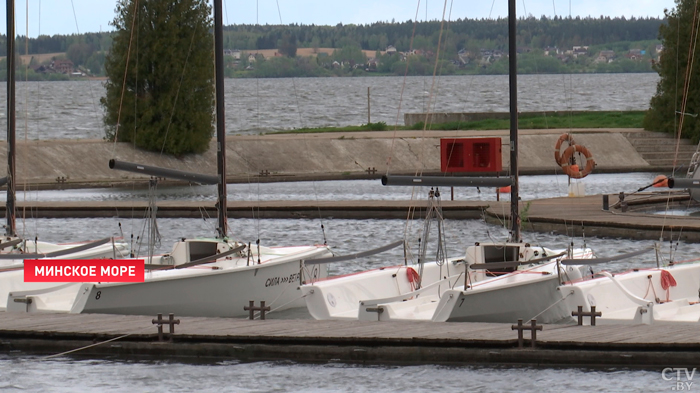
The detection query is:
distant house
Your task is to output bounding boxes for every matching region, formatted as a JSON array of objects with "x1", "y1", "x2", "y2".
[
  {"x1": 626, "y1": 49, "x2": 645, "y2": 61},
  {"x1": 572, "y1": 46, "x2": 588, "y2": 58},
  {"x1": 366, "y1": 58, "x2": 379, "y2": 71},
  {"x1": 598, "y1": 50, "x2": 615, "y2": 62},
  {"x1": 53, "y1": 59, "x2": 74, "y2": 74},
  {"x1": 386, "y1": 45, "x2": 397, "y2": 54},
  {"x1": 248, "y1": 54, "x2": 257, "y2": 63},
  {"x1": 32, "y1": 65, "x2": 49, "y2": 74},
  {"x1": 457, "y1": 49, "x2": 470, "y2": 65},
  {"x1": 543, "y1": 46, "x2": 559, "y2": 56},
  {"x1": 224, "y1": 49, "x2": 241, "y2": 60}
]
